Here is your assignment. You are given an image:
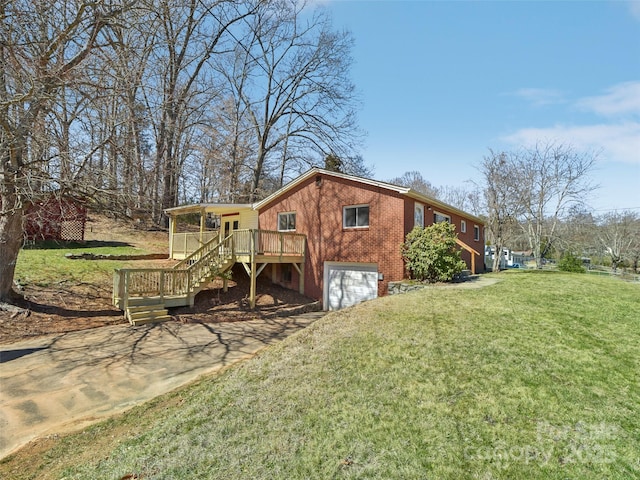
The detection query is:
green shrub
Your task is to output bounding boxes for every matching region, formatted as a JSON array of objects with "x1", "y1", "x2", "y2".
[
  {"x1": 558, "y1": 251, "x2": 586, "y2": 273},
  {"x1": 401, "y1": 222, "x2": 467, "y2": 282}
]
